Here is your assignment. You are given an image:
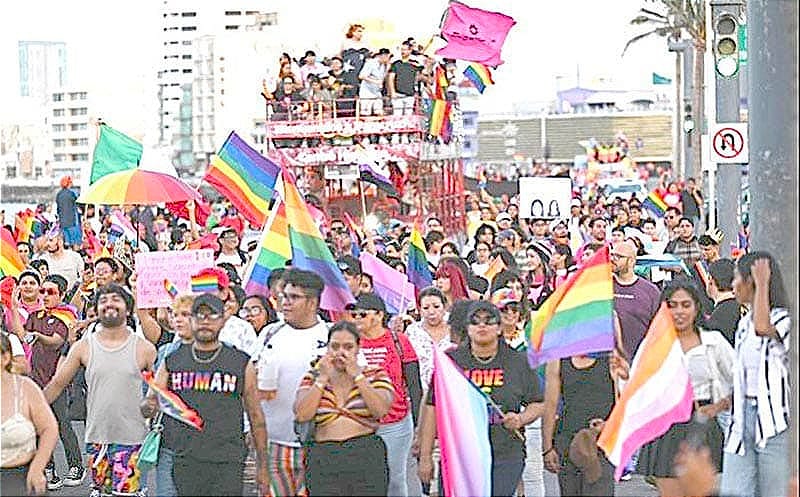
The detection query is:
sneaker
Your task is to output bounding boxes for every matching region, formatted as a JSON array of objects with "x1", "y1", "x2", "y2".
[
  {"x1": 45, "y1": 467, "x2": 64, "y2": 490},
  {"x1": 63, "y1": 466, "x2": 86, "y2": 486},
  {"x1": 620, "y1": 471, "x2": 632, "y2": 481}
]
